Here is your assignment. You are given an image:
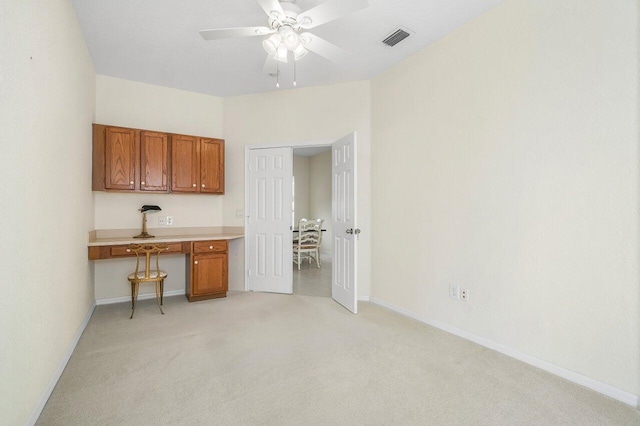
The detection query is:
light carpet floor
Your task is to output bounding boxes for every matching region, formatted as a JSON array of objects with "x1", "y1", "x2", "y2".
[{"x1": 38, "y1": 292, "x2": 640, "y2": 425}]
